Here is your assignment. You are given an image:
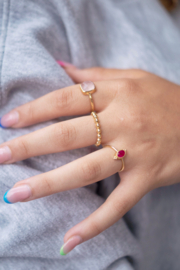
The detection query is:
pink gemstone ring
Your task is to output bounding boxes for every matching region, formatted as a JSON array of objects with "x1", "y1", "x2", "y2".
[
  {"x1": 80, "y1": 81, "x2": 96, "y2": 112},
  {"x1": 104, "y1": 145, "x2": 126, "y2": 172}
]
